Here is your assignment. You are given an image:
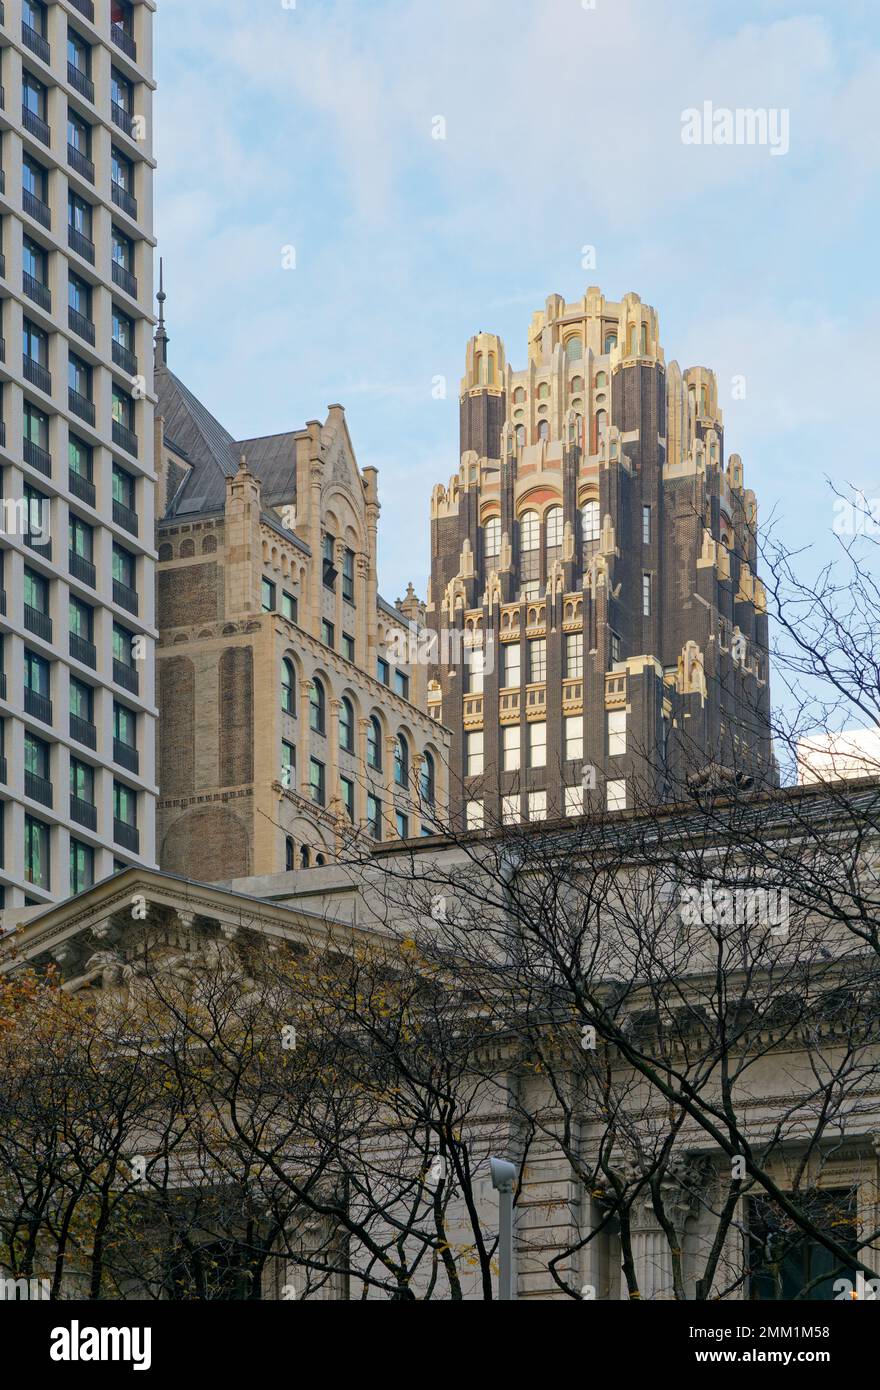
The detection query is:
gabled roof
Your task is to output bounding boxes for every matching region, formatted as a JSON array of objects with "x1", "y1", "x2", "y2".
[{"x1": 157, "y1": 364, "x2": 299, "y2": 519}]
